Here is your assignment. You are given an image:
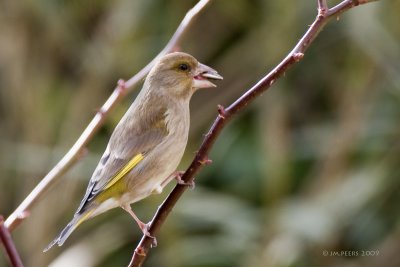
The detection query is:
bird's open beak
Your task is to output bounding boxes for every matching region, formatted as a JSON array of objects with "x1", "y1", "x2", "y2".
[{"x1": 193, "y1": 63, "x2": 223, "y2": 89}]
